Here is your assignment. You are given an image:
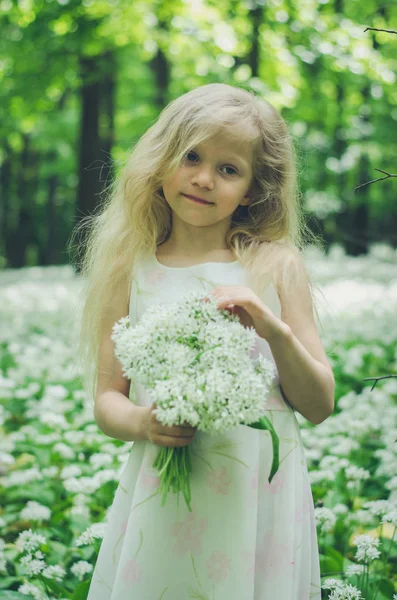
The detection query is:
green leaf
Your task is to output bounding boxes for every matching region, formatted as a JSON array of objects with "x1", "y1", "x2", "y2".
[
  {"x1": 42, "y1": 576, "x2": 71, "y2": 598},
  {"x1": 0, "y1": 578, "x2": 22, "y2": 590},
  {"x1": 320, "y1": 555, "x2": 342, "y2": 575},
  {"x1": 376, "y1": 577, "x2": 395, "y2": 597},
  {"x1": 71, "y1": 579, "x2": 91, "y2": 600},
  {"x1": 324, "y1": 547, "x2": 345, "y2": 570}
]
